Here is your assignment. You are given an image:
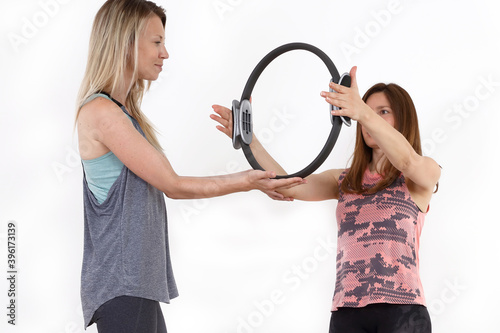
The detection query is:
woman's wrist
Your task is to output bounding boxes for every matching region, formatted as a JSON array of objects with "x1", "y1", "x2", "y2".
[{"x1": 356, "y1": 104, "x2": 375, "y2": 126}]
